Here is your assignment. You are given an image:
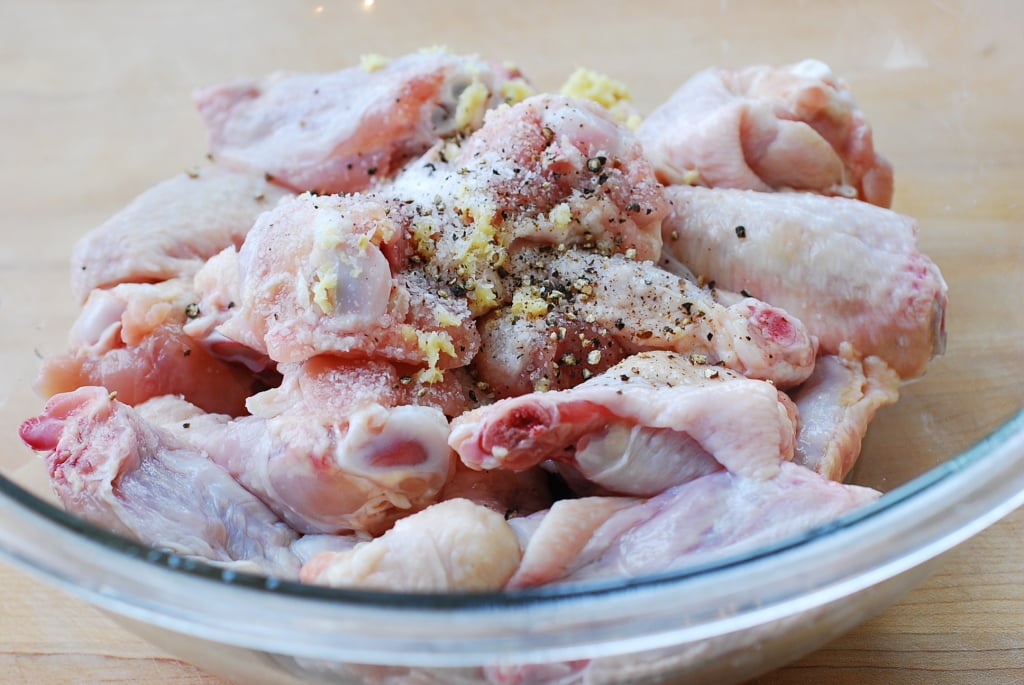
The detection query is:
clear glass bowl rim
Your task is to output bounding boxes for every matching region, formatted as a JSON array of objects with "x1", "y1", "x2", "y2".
[{"x1": 0, "y1": 407, "x2": 1022, "y2": 664}]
